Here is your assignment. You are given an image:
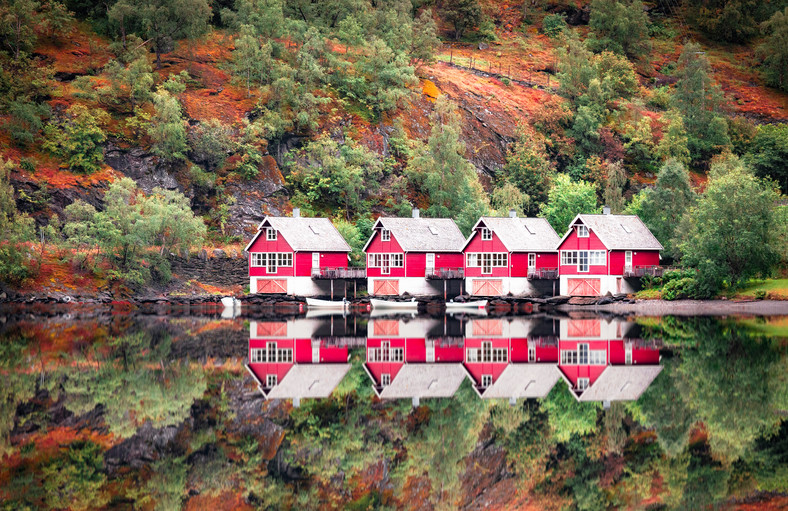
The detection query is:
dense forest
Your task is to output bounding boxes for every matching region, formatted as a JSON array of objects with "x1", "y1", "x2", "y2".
[{"x1": 0, "y1": 0, "x2": 787, "y2": 298}]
